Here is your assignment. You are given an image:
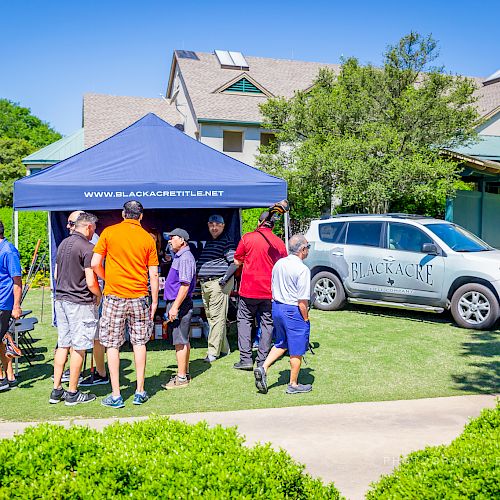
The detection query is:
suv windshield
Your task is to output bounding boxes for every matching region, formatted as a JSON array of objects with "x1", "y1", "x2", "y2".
[{"x1": 425, "y1": 223, "x2": 491, "y2": 252}]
